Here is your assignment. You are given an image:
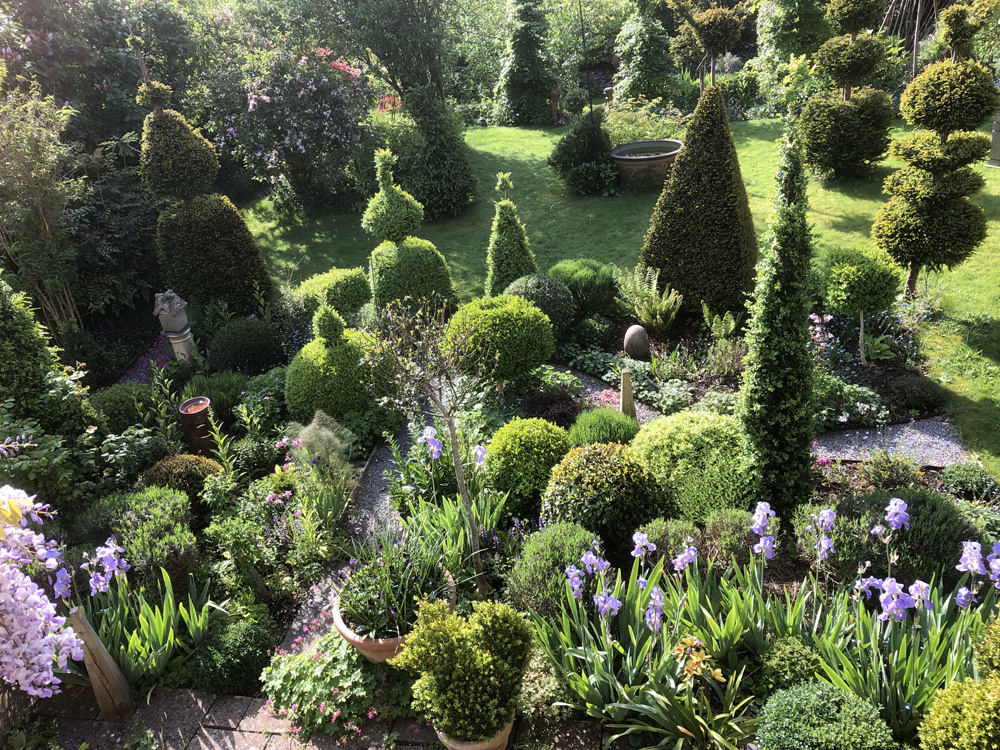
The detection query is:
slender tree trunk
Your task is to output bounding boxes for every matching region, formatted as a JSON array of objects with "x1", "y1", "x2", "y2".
[
  {"x1": 905, "y1": 263, "x2": 920, "y2": 295},
  {"x1": 430, "y1": 393, "x2": 490, "y2": 595},
  {"x1": 859, "y1": 309, "x2": 867, "y2": 366}
]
